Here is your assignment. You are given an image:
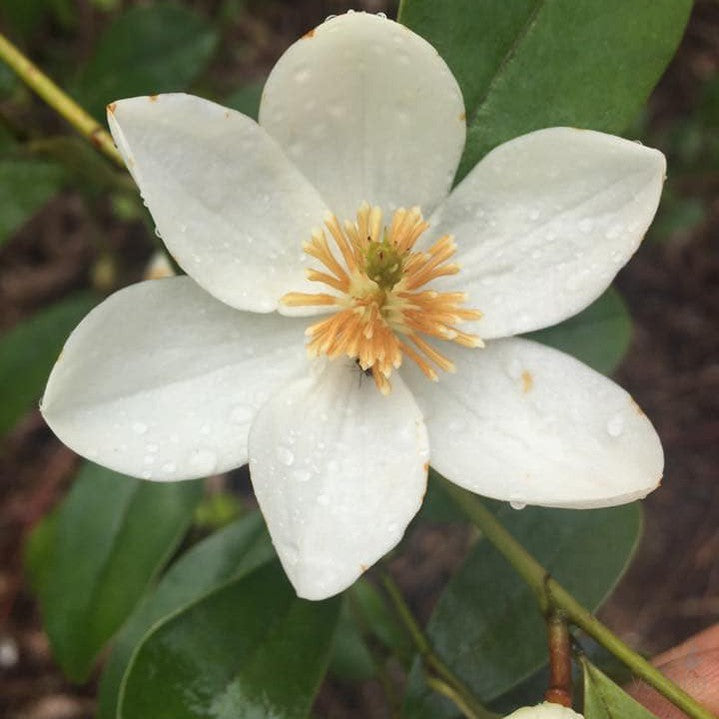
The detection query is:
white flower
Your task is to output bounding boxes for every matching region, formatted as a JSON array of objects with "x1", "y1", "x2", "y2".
[
  {"x1": 504, "y1": 702, "x2": 584, "y2": 718},
  {"x1": 41, "y1": 11, "x2": 665, "y2": 600}
]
